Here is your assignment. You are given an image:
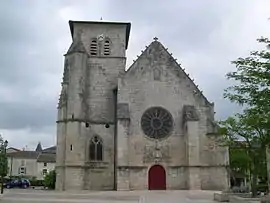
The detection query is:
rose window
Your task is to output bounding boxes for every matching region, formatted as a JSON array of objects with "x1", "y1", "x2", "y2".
[{"x1": 141, "y1": 107, "x2": 173, "y2": 139}]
